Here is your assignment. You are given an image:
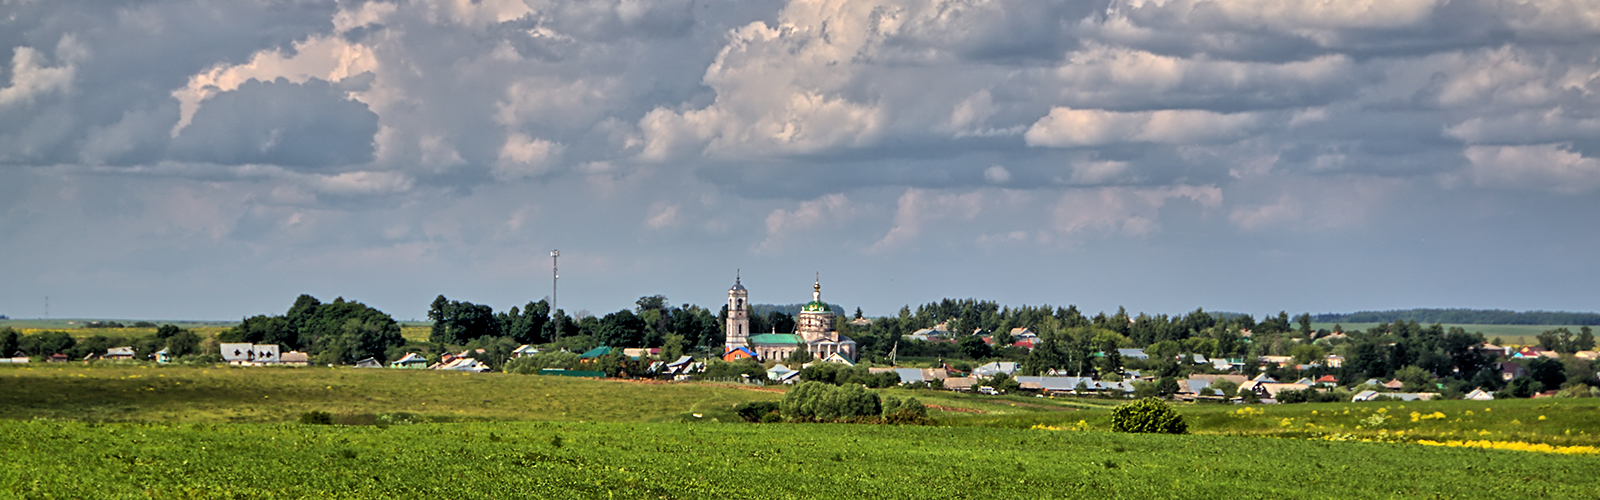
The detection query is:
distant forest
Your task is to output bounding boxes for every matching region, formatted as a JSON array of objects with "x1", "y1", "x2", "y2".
[{"x1": 1313, "y1": 309, "x2": 1600, "y2": 326}]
